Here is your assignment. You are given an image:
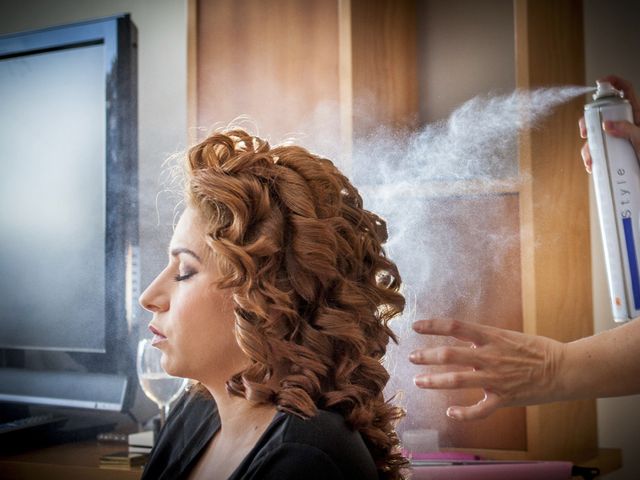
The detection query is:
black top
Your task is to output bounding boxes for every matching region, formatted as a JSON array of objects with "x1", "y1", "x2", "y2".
[{"x1": 141, "y1": 387, "x2": 380, "y2": 479}]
